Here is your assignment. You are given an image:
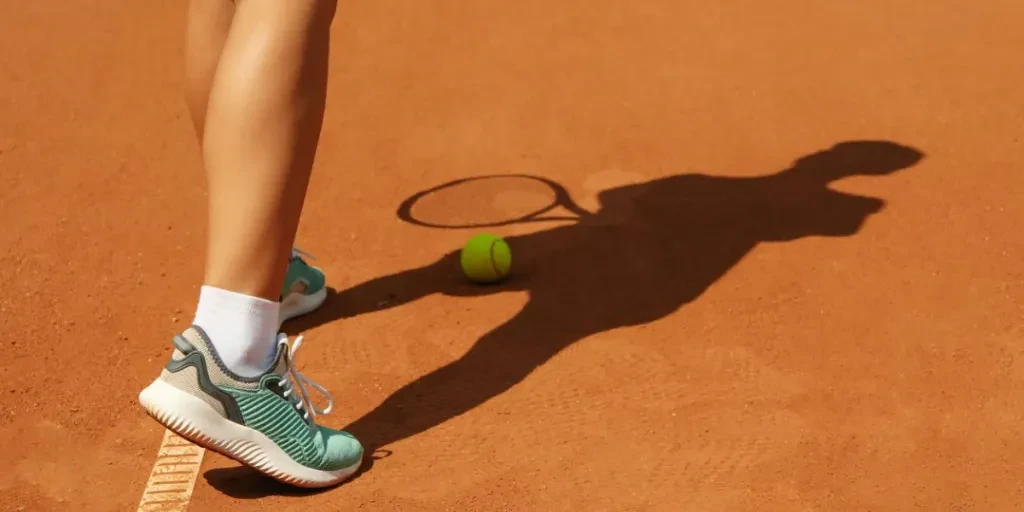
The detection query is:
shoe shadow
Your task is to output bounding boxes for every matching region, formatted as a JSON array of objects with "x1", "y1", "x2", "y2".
[
  {"x1": 203, "y1": 449, "x2": 392, "y2": 499},
  {"x1": 275, "y1": 140, "x2": 924, "y2": 486}
]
